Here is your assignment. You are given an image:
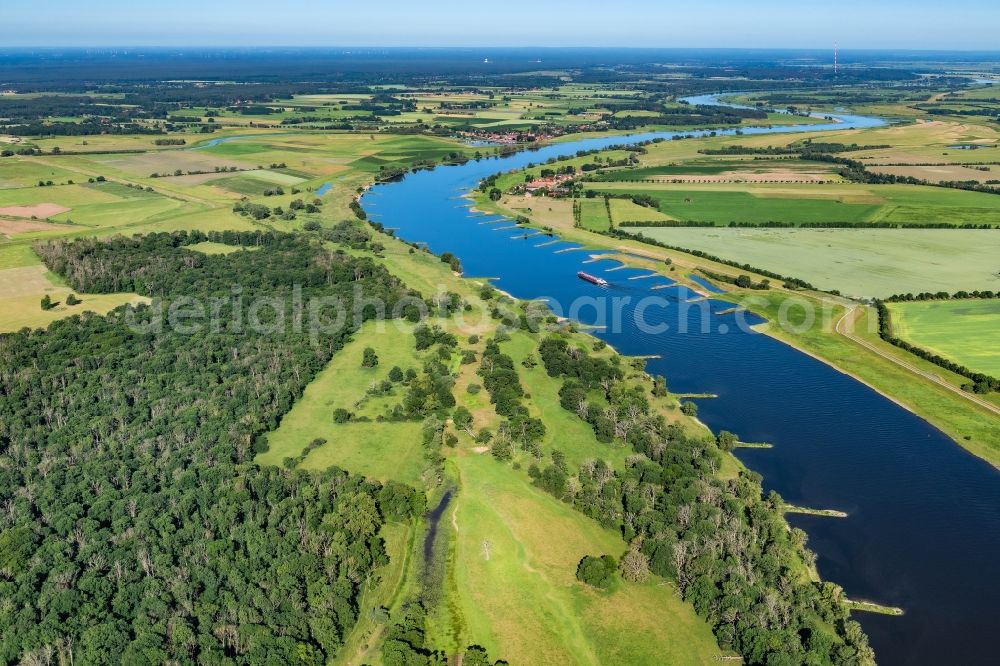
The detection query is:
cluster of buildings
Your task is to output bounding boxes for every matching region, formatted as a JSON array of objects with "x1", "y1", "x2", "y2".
[{"x1": 523, "y1": 173, "x2": 575, "y2": 196}]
